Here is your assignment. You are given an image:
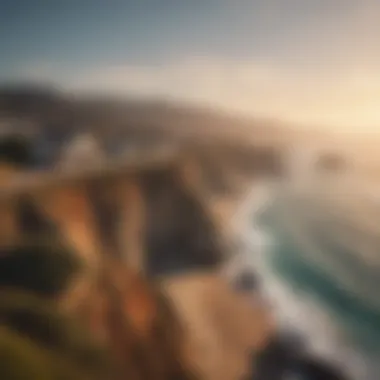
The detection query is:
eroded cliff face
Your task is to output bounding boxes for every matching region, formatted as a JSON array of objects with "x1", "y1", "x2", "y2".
[
  {"x1": 0, "y1": 143, "x2": 275, "y2": 380},
  {"x1": 0, "y1": 111, "x2": 353, "y2": 380}
]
